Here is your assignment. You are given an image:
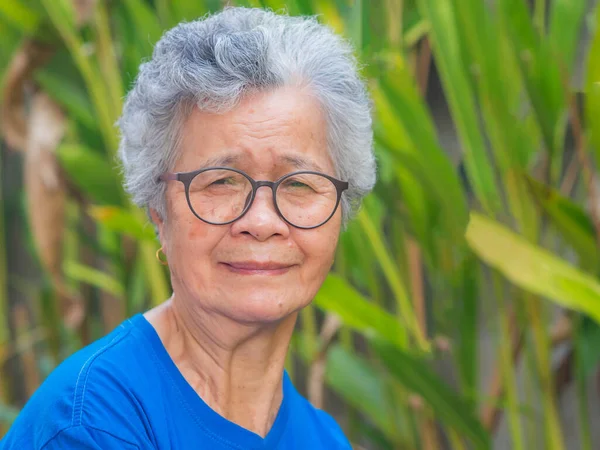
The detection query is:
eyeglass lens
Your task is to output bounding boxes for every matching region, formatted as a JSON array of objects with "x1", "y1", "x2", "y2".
[{"x1": 187, "y1": 169, "x2": 339, "y2": 227}]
